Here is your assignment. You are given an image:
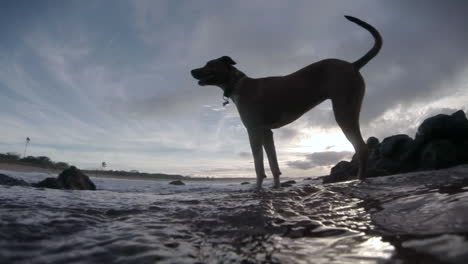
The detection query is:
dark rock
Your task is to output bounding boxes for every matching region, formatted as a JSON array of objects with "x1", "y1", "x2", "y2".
[
  {"x1": 419, "y1": 140, "x2": 459, "y2": 170},
  {"x1": 280, "y1": 180, "x2": 296, "y2": 187},
  {"x1": 164, "y1": 242, "x2": 180, "y2": 248},
  {"x1": 456, "y1": 140, "x2": 468, "y2": 164},
  {"x1": 366, "y1": 168, "x2": 391, "y2": 178},
  {"x1": 241, "y1": 182, "x2": 250, "y2": 185},
  {"x1": 372, "y1": 158, "x2": 402, "y2": 174},
  {"x1": 366, "y1": 136, "x2": 380, "y2": 149},
  {"x1": 283, "y1": 180, "x2": 296, "y2": 185},
  {"x1": 379, "y1": 134, "x2": 414, "y2": 159},
  {"x1": 0, "y1": 173, "x2": 29, "y2": 187},
  {"x1": 323, "y1": 161, "x2": 358, "y2": 183},
  {"x1": 169, "y1": 180, "x2": 185, "y2": 185},
  {"x1": 34, "y1": 166, "x2": 96, "y2": 190},
  {"x1": 57, "y1": 166, "x2": 96, "y2": 190},
  {"x1": 325, "y1": 110, "x2": 468, "y2": 183},
  {"x1": 34, "y1": 177, "x2": 63, "y2": 189},
  {"x1": 416, "y1": 110, "x2": 468, "y2": 142}
]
